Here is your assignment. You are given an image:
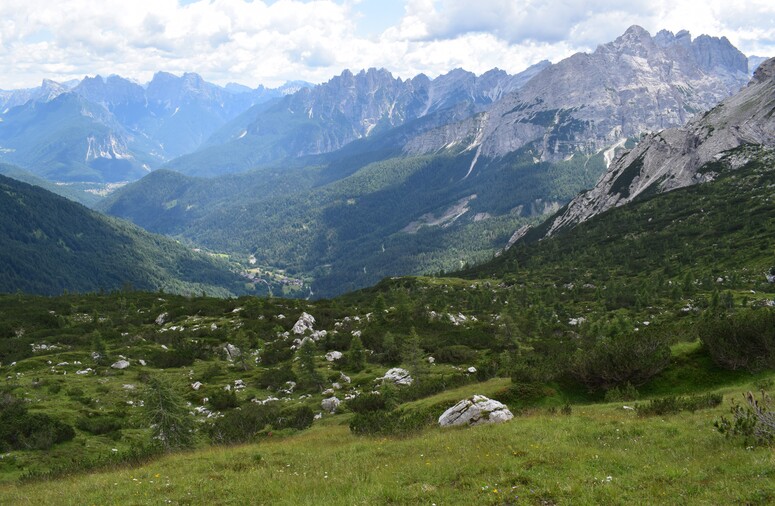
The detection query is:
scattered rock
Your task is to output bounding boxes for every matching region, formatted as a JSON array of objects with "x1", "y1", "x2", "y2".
[
  {"x1": 111, "y1": 360, "x2": 130, "y2": 370},
  {"x1": 155, "y1": 312, "x2": 169, "y2": 325},
  {"x1": 325, "y1": 351, "x2": 343, "y2": 362},
  {"x1": 428, "y1": 357, "x2": 435, "y2": 364},
  {"x1": 321, "y1": 396, "x2": 340, "y2": 413},
  {"x1": 467, "y1": 366, "x2": 477, "y2": 374},
  {"x1": 138, "y1": 359, "x2": 147, "y2": 366},
  {"x1": 223, "y1": 343, "x2": 241, "y2": 361},
  {"x1": 292, "y1": 312, "x2": 316, "y2": 334},
  {"x1": 339, "y1": 372, "x2": 351, "y2": 384},
  {"x1": 191, "y1": 381, "x2": 203, "y2": 391},
  {"x1": 438, "y1": 395, "x2": 514, "y2": 427},
  {"x1": 379, "y1": 367, "x2": 413, "y2": 386}
]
